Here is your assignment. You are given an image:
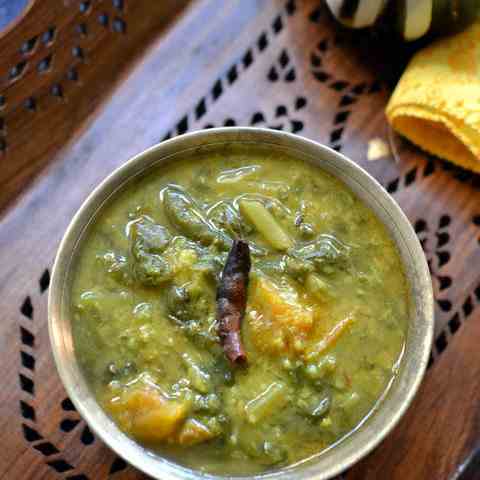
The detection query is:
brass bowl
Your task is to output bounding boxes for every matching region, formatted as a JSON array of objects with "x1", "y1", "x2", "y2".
[{"x1": 49, "y1": 127, "x2": 434, "y2": 480}]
